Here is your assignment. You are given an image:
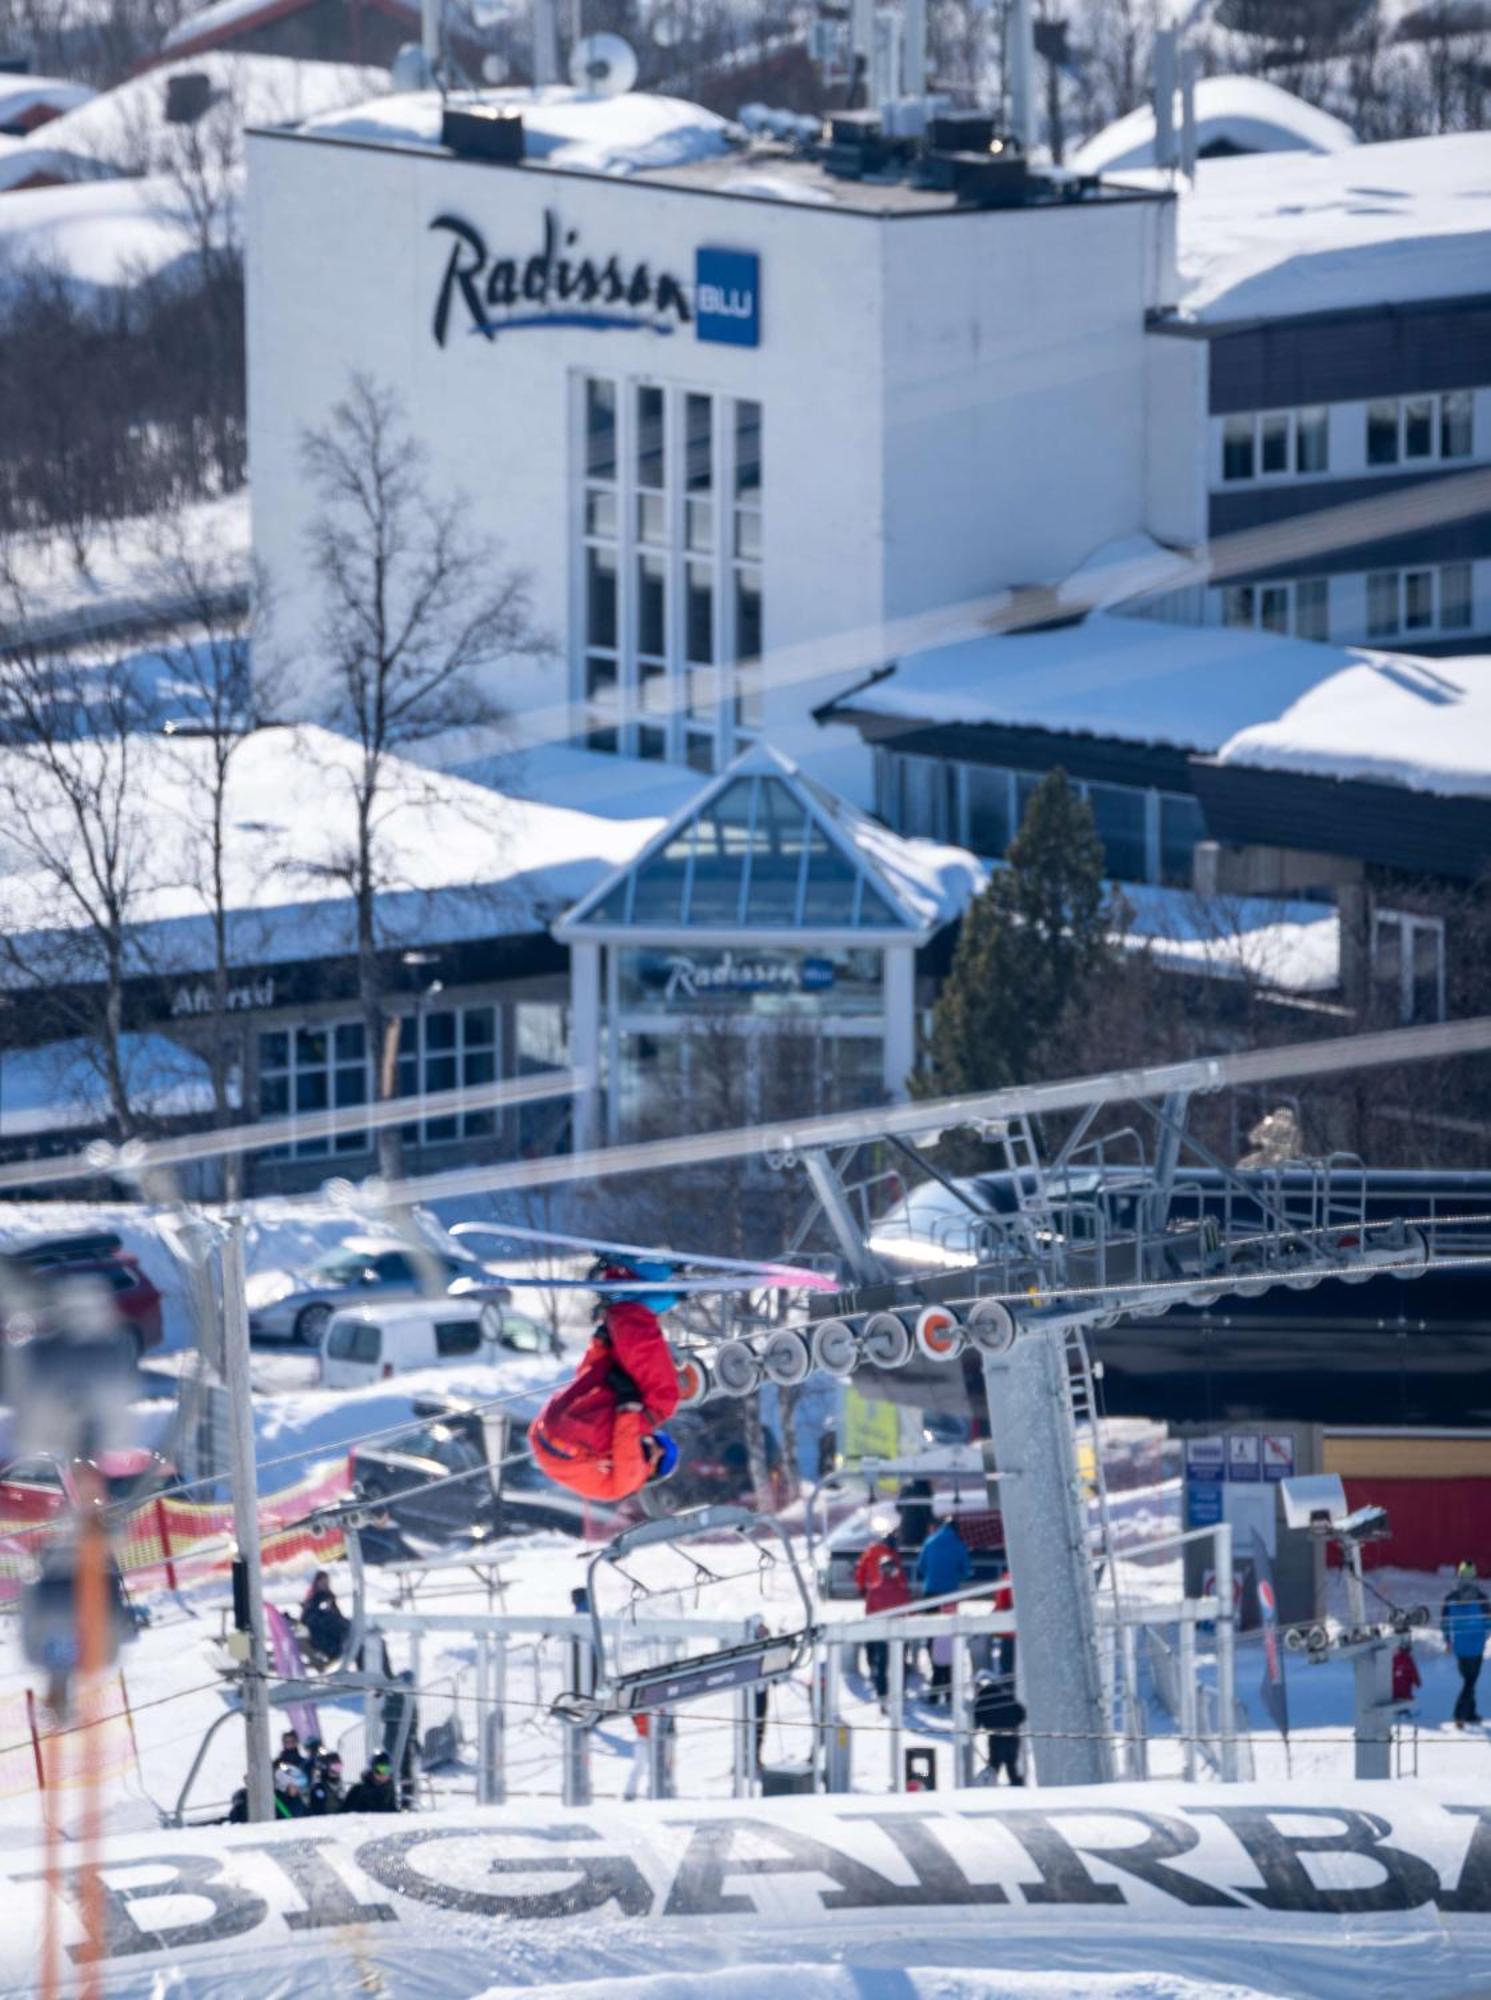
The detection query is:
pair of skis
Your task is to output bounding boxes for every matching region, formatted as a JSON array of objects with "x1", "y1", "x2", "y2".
[{"x1": 449, "y1": 1219, "x2": 835, "y2": 1295}]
